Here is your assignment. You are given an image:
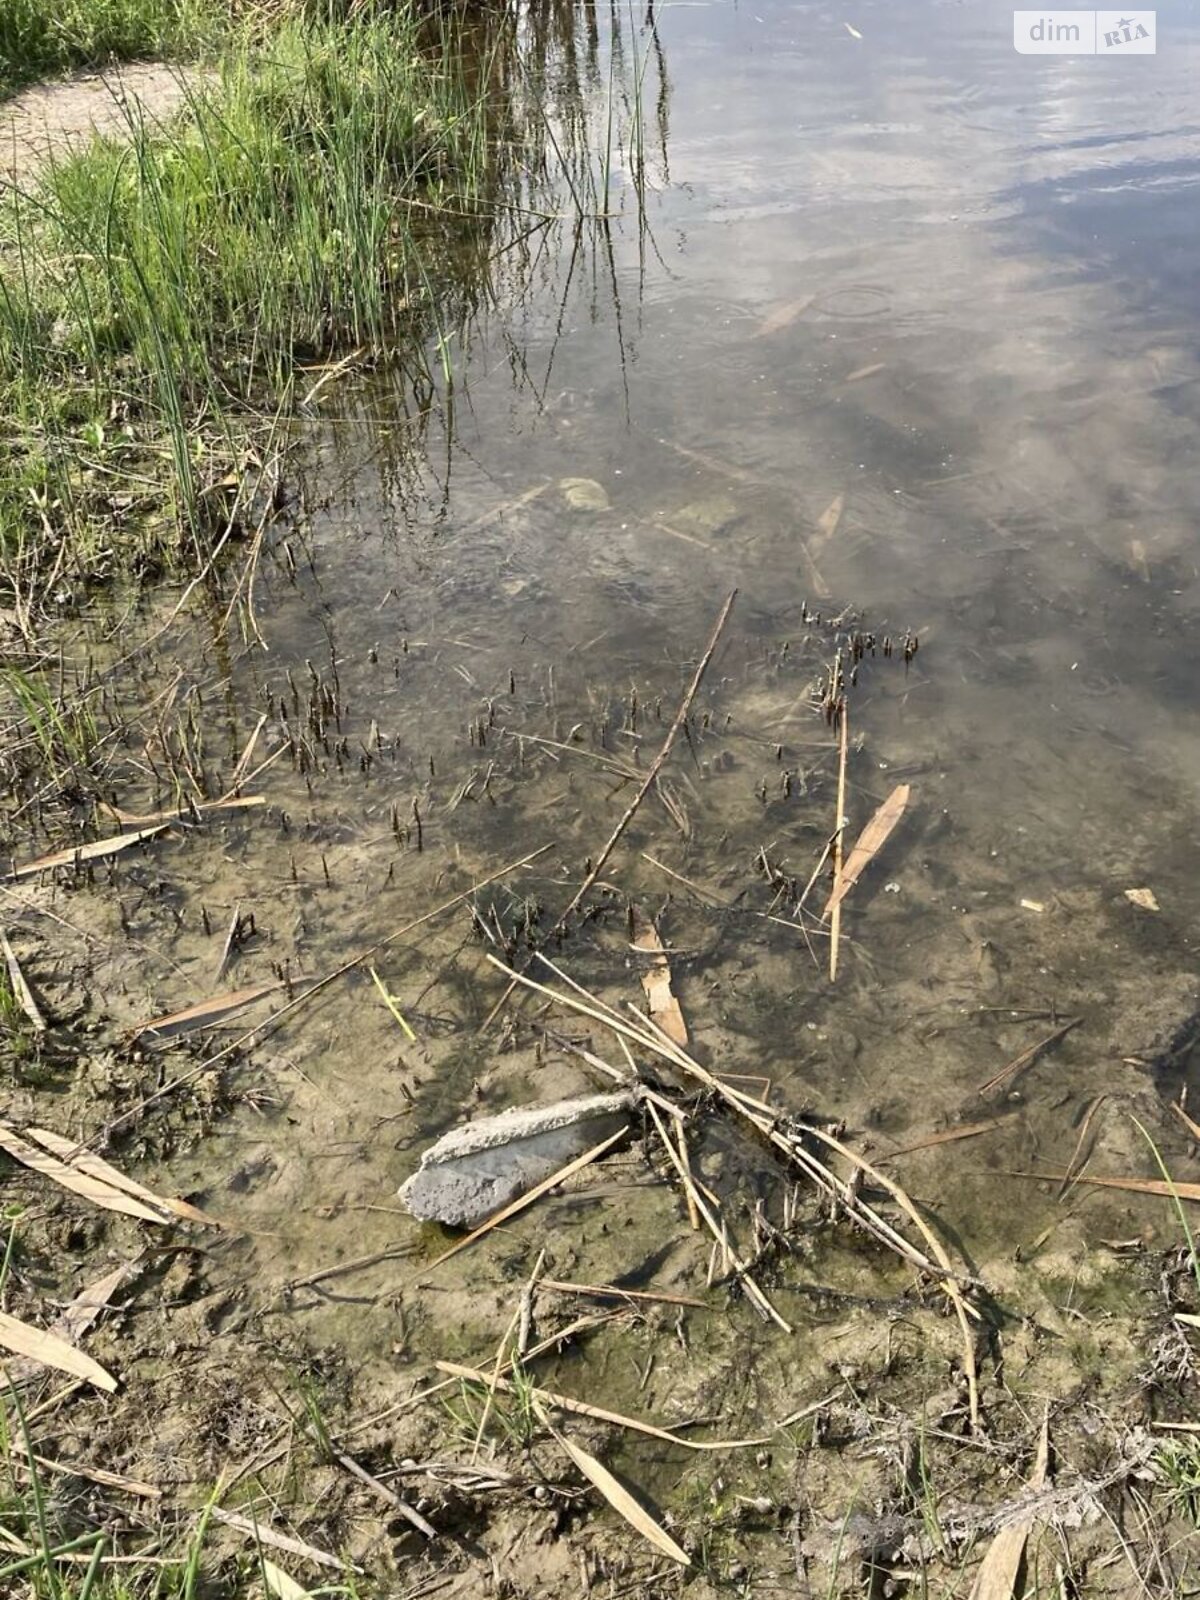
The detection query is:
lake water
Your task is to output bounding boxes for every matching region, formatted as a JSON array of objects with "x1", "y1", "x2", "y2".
[{"x1": 17, "y1": 0, "x2": 1200, "y2": 1556}]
